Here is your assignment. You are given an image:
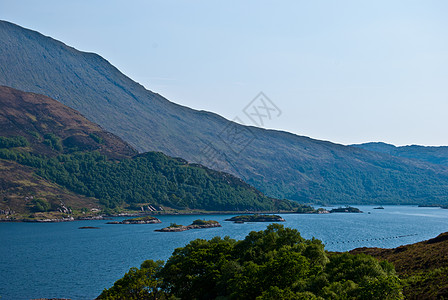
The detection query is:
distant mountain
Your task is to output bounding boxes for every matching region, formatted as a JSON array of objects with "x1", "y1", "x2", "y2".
[
  {"x1": 353, "y1": 142, "x2": 448, "y2": 167},
  {"x1": 0, "y1": 86, "x2": 293, "y2": 216},
  {"x1": 2, "y1": 20, "x2": 448, "y2": 204}
]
